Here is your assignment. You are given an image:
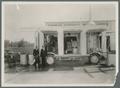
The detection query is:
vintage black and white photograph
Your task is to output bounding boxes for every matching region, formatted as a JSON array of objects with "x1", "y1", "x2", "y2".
[{"x1": 2, "y1": 1, "x2": 118, "y2": 87}]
